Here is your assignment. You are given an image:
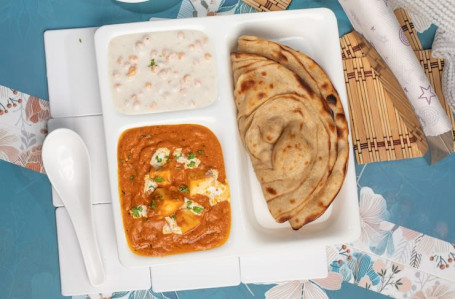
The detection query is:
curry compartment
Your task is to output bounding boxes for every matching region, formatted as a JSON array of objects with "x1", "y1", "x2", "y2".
[{"x1": 117, "y1": 124, "x2": 231, "y2": 256}]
